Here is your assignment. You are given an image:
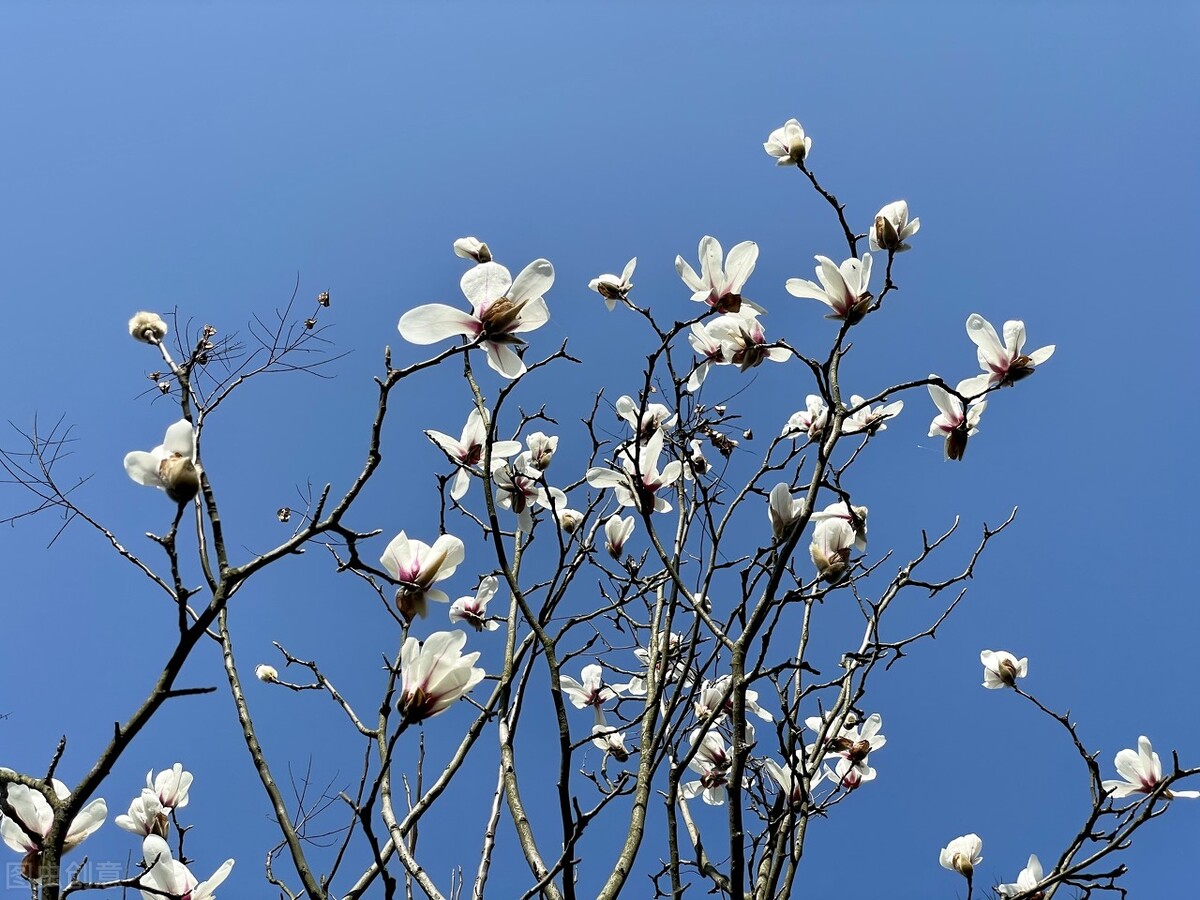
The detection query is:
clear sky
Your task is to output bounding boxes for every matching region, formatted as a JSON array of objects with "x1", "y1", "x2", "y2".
[{"x1": 1, "y1": 3, "x2": 1198, "y2": 898}]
